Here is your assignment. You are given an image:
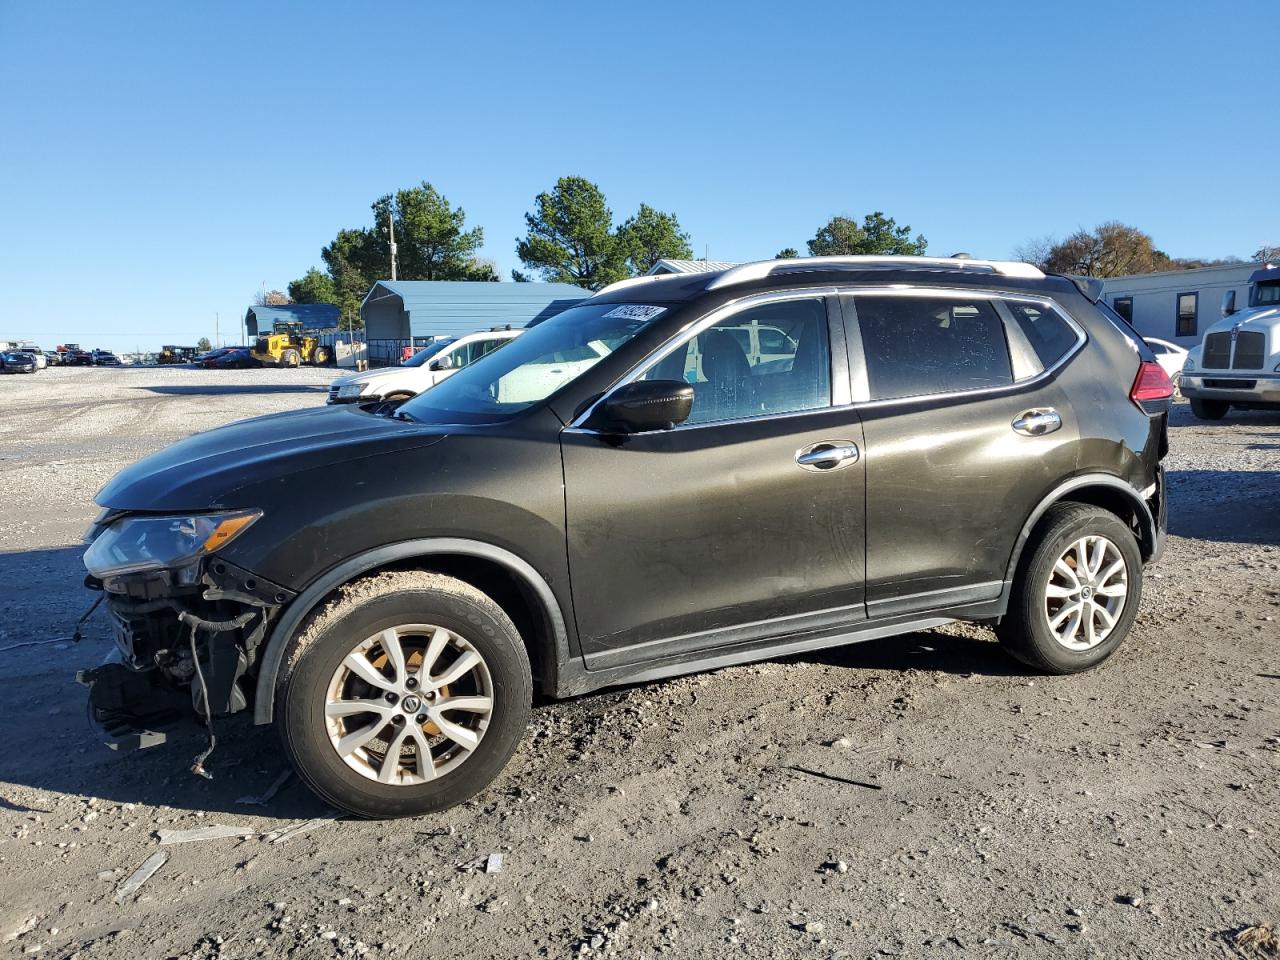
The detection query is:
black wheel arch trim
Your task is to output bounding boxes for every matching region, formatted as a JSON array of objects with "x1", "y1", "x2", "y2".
[
  {"x1": 998, "y1": 472, "x2": 1158, "y2": 607},
  {"x1": 251, "y1": 538, "x2": 570, "y2": 724}
]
